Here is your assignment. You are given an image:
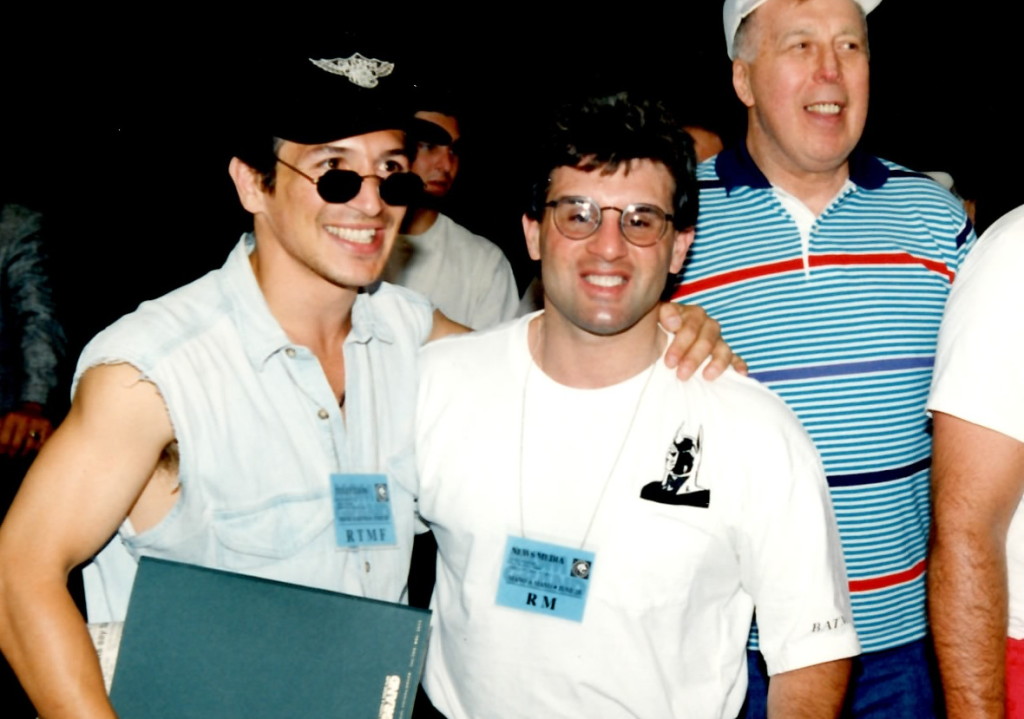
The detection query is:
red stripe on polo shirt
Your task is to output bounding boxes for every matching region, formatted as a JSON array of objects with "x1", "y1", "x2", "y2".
[
  {"x1": 809, "y1": 253, "x2": 955, "y2": 282},
  {"x1": 673, "y1": 252, "x2": 955, "y2": 299},
  {"x1": 848, "y1": 559, "x2": 926, "y2": 593}
]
